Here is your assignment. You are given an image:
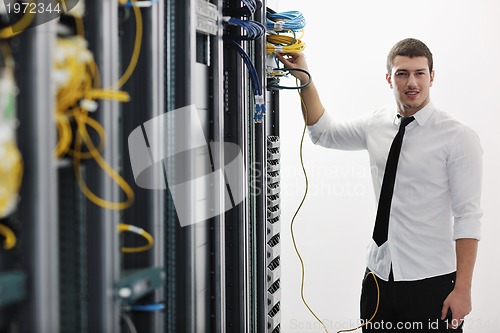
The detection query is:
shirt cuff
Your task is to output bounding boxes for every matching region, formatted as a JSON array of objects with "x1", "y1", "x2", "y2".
[
  {"x1": 453, "y1": 219, "x2": 482, "y2": 241},
  {"x1": 307, "y1": 111, "x2": 332, "y2": 144}
]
